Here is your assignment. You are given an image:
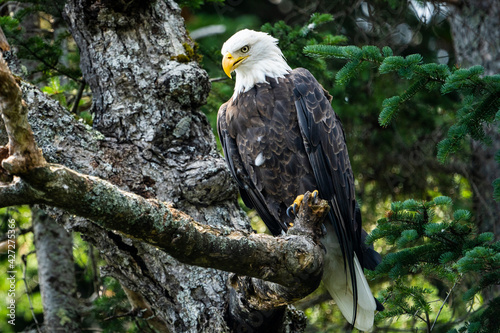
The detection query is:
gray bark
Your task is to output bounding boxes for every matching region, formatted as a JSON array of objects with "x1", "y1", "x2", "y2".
[
  {"x1": 4, "y1": 162, "x2": 324, "y2": 294},
  {"x1": 58, "y1": 1, "x2": 251, "y2": 330},
  {"x1": 32, "y1": 207, "x2": 82, "y2": 333},
  {"x1": 447, "y1": 0, "x2": 500, "y2": 236},
  {"x1": 0, "y1": 0, "x2": 319, "y2": 331}
]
